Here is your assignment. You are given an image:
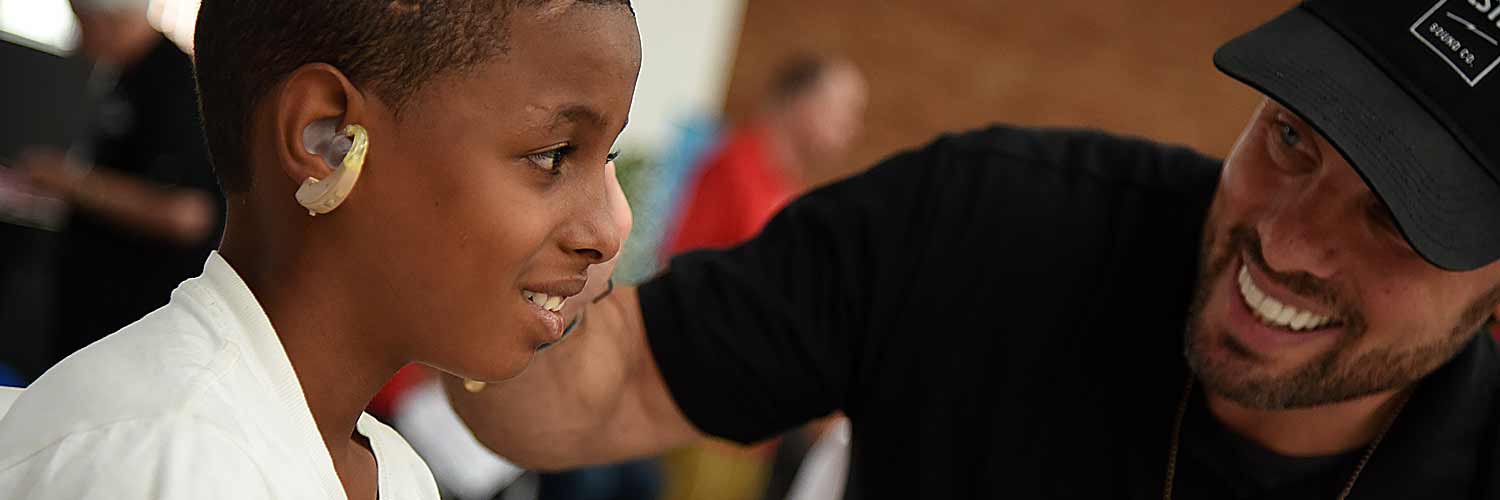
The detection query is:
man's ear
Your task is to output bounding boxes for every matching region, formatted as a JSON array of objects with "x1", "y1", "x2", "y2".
[{"x1": 272, "y1": 63, "x2": 368, "y2": 186}]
